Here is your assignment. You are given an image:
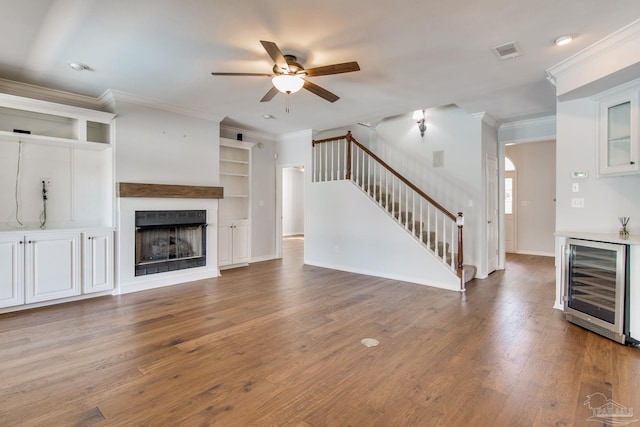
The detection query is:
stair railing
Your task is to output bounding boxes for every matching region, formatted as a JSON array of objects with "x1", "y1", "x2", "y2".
[{"x1": 312, "y1": 131, "x2": 464, "y2": 287}]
